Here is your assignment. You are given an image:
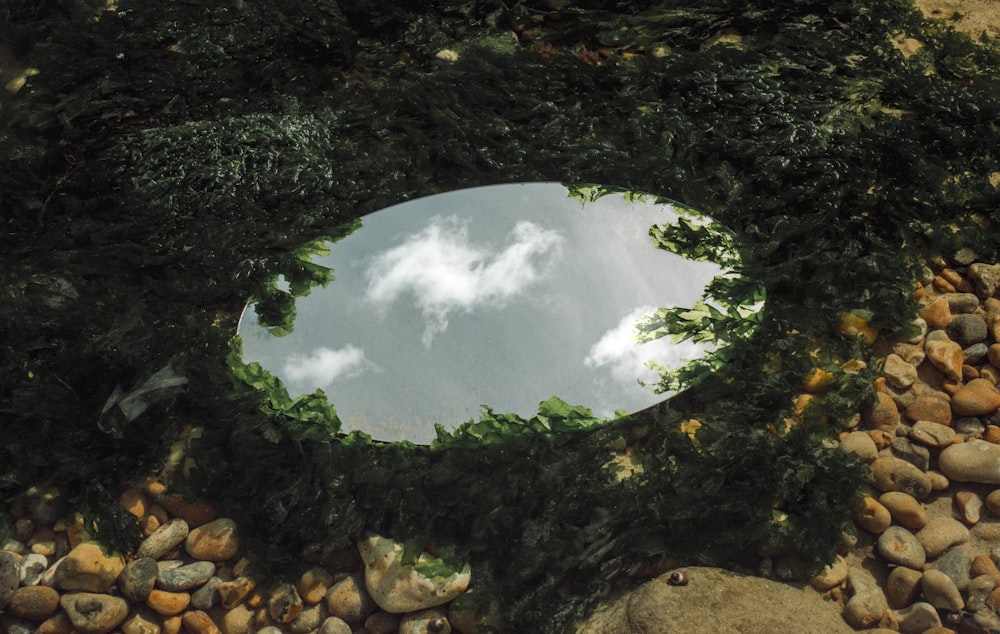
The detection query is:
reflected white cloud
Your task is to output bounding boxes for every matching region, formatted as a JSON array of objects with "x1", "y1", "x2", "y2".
[
  {"x1": 283, "y1": 345, "x2": 378, "y2": 388},
  {"x1": 365, "y1": 215, "x2": 564, "y2": 346},
  {"x1": 585, "y1": 306, "x2": 711, "y2": 386}
]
